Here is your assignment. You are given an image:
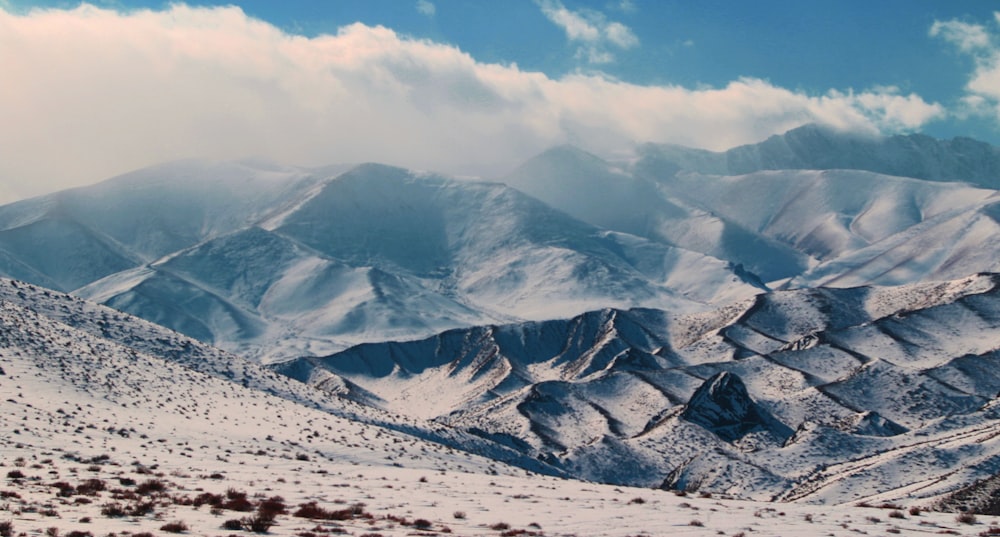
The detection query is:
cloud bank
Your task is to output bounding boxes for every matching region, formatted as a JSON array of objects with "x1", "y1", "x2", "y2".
[{"x1": 0, "y1": 4, "x2": 944, "y2": 202}]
